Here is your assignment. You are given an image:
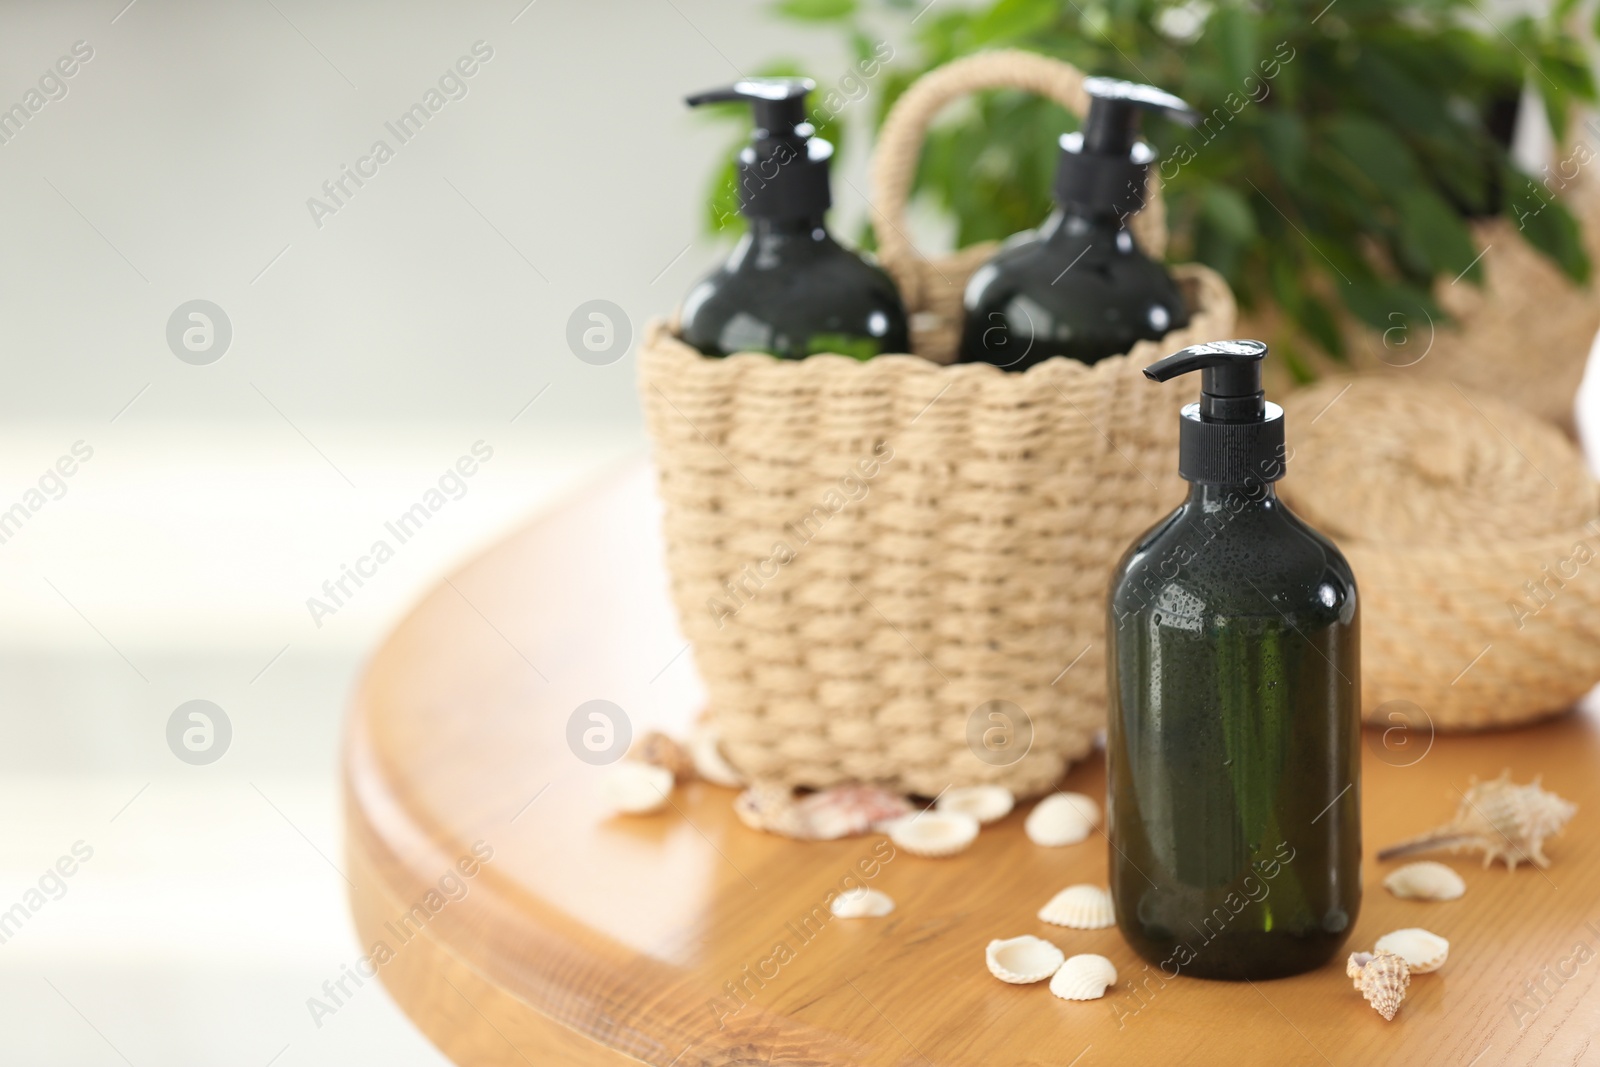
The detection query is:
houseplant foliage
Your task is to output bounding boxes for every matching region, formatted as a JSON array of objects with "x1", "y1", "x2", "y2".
[{"x1": 704, "y1": 0, "x2": 1595, "y2": 375}]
